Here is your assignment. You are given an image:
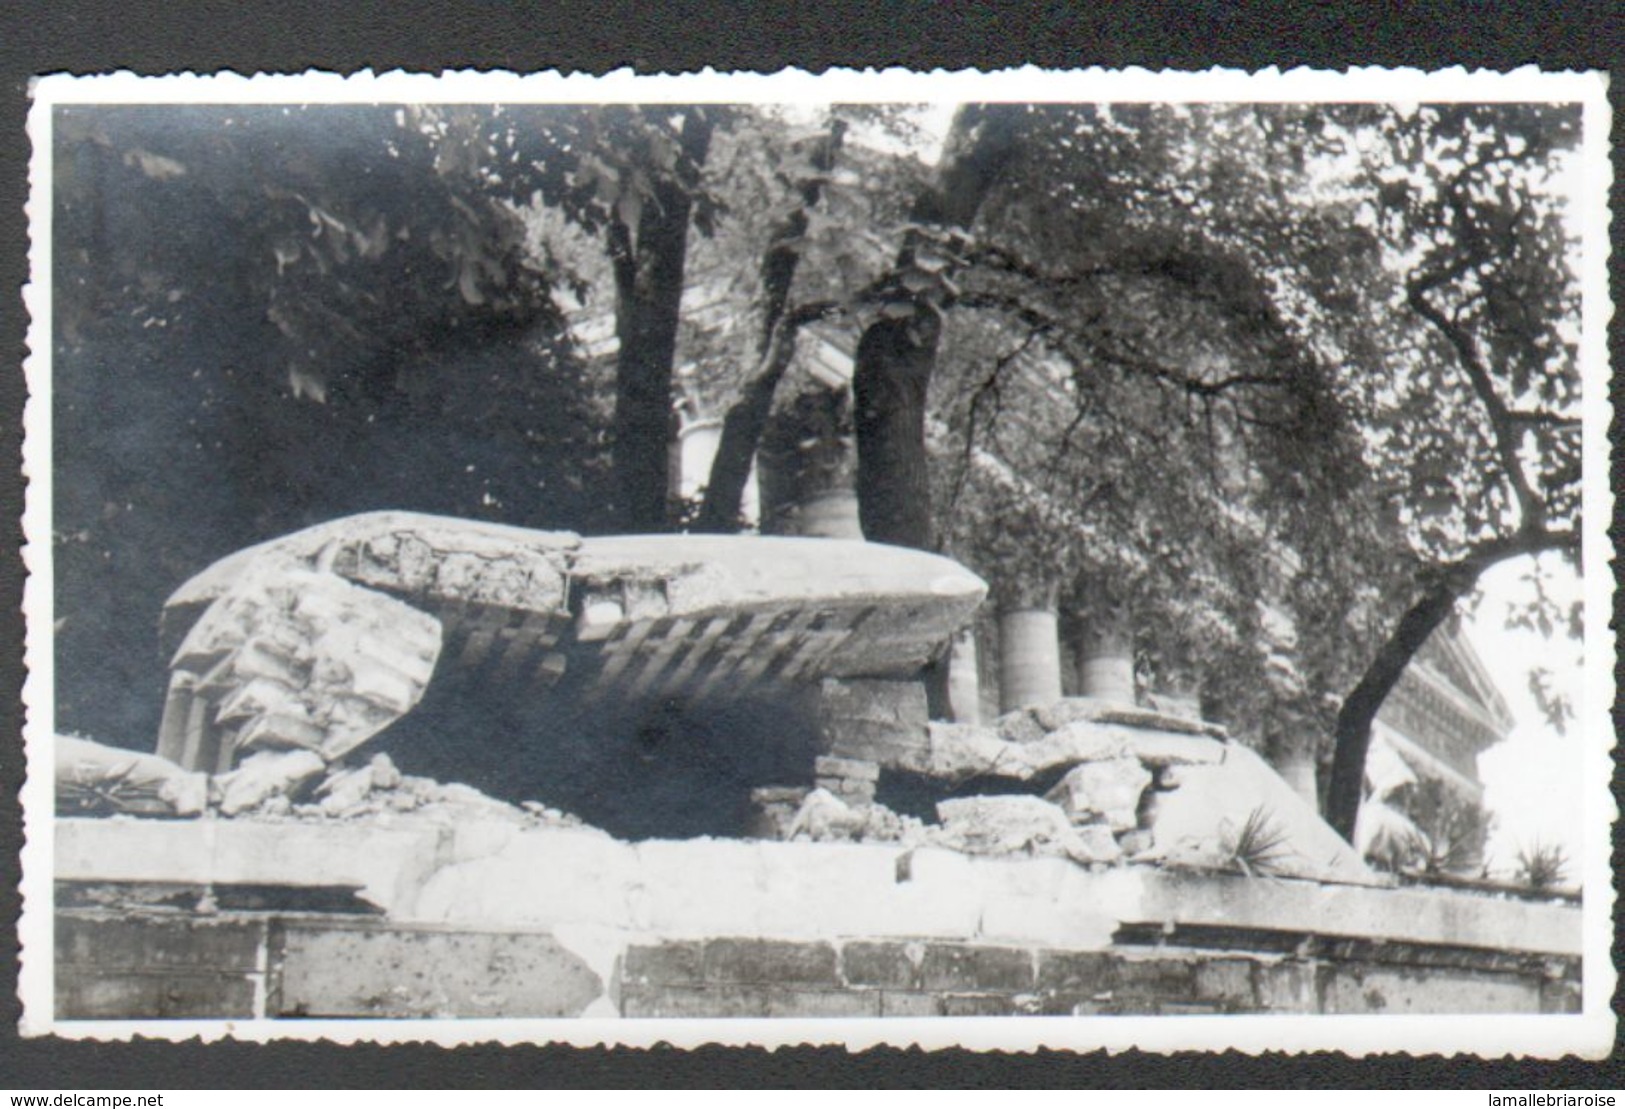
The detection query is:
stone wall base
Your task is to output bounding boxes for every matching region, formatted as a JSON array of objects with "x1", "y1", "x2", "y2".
[{"x1": 55, "y1": 909, "x2": 1580, "y2": 1021}]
